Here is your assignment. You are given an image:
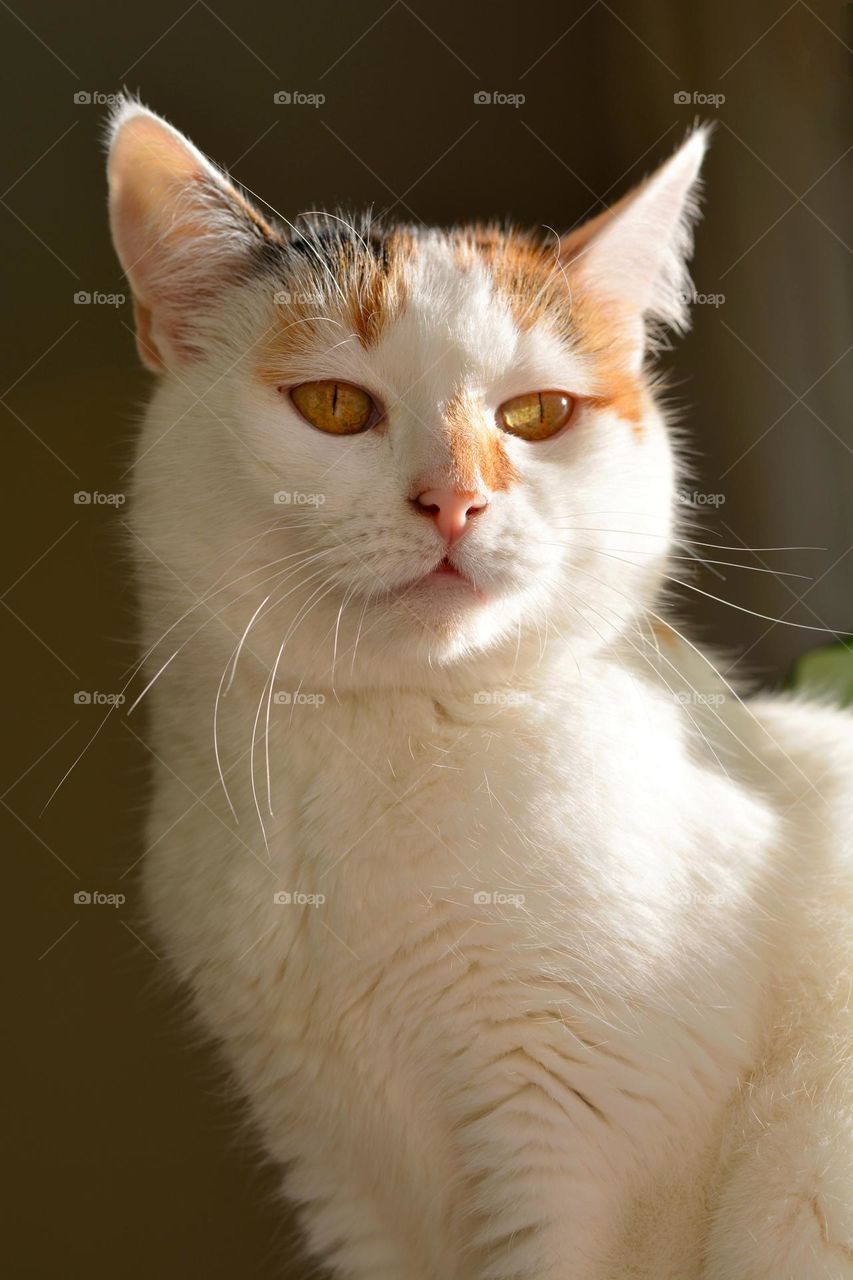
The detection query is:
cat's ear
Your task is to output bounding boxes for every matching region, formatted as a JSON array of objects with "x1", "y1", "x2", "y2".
[
  {"x1": 561, "y1": 128, "x2": 710, "y2": 357},
  {"x1": 106, "y1": 99, "x2": 278, "y2": 372}
]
